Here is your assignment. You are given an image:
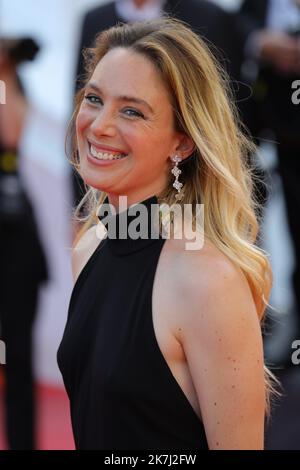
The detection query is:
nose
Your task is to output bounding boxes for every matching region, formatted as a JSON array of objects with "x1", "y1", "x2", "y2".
[{"x1": 90, "y1": 108, "x2": 117, "y2": 137}]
